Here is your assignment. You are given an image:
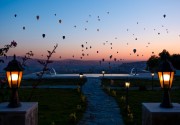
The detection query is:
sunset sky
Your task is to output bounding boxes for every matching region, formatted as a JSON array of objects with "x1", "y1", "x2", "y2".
[{"x1": 0, "y1": 0, "x2": 180, "y2": 61}]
